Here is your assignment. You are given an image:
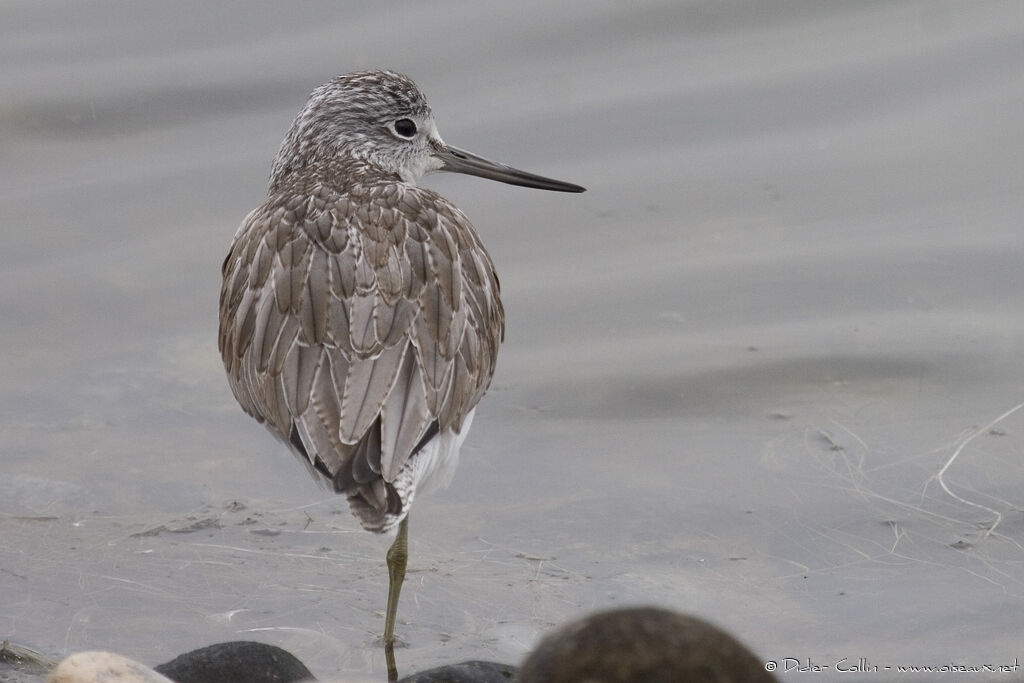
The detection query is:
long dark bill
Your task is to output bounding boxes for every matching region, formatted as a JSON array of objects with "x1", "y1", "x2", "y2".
[{"x1": 438, "y1": 145, "x2": 586, "y2": 193}]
